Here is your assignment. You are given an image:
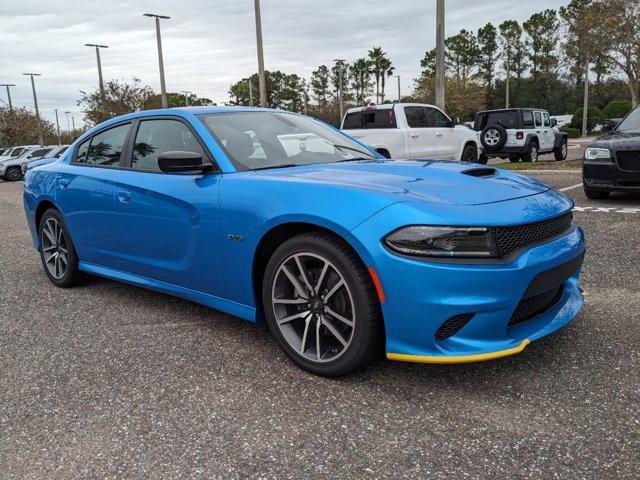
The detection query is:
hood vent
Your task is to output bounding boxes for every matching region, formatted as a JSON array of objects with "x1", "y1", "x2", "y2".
[{"x1": 461, "y1": 167, "x2": 498, "y2": 178}]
